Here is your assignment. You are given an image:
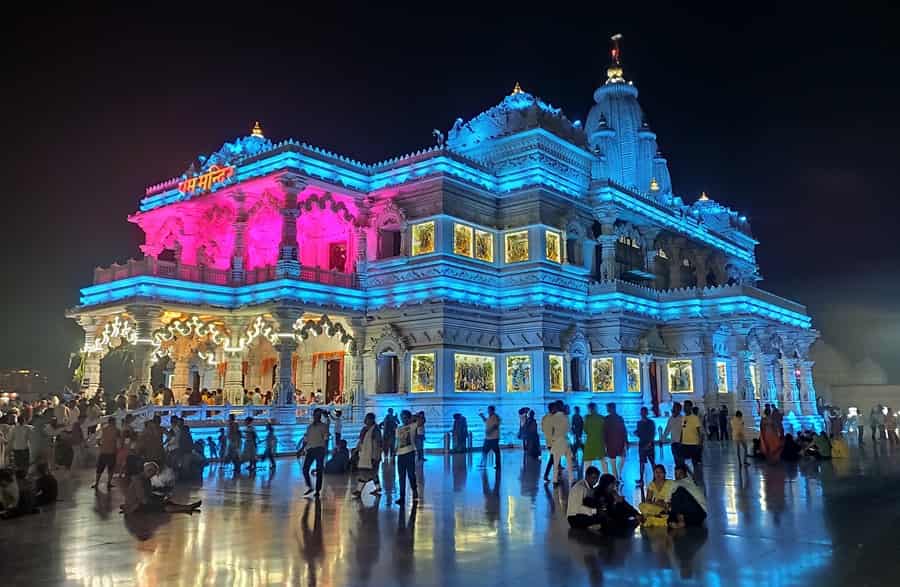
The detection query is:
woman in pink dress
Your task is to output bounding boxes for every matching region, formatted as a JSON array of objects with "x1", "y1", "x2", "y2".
[{"x1": 759, "y1": 406, "x2": 784, "y2": 464}]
